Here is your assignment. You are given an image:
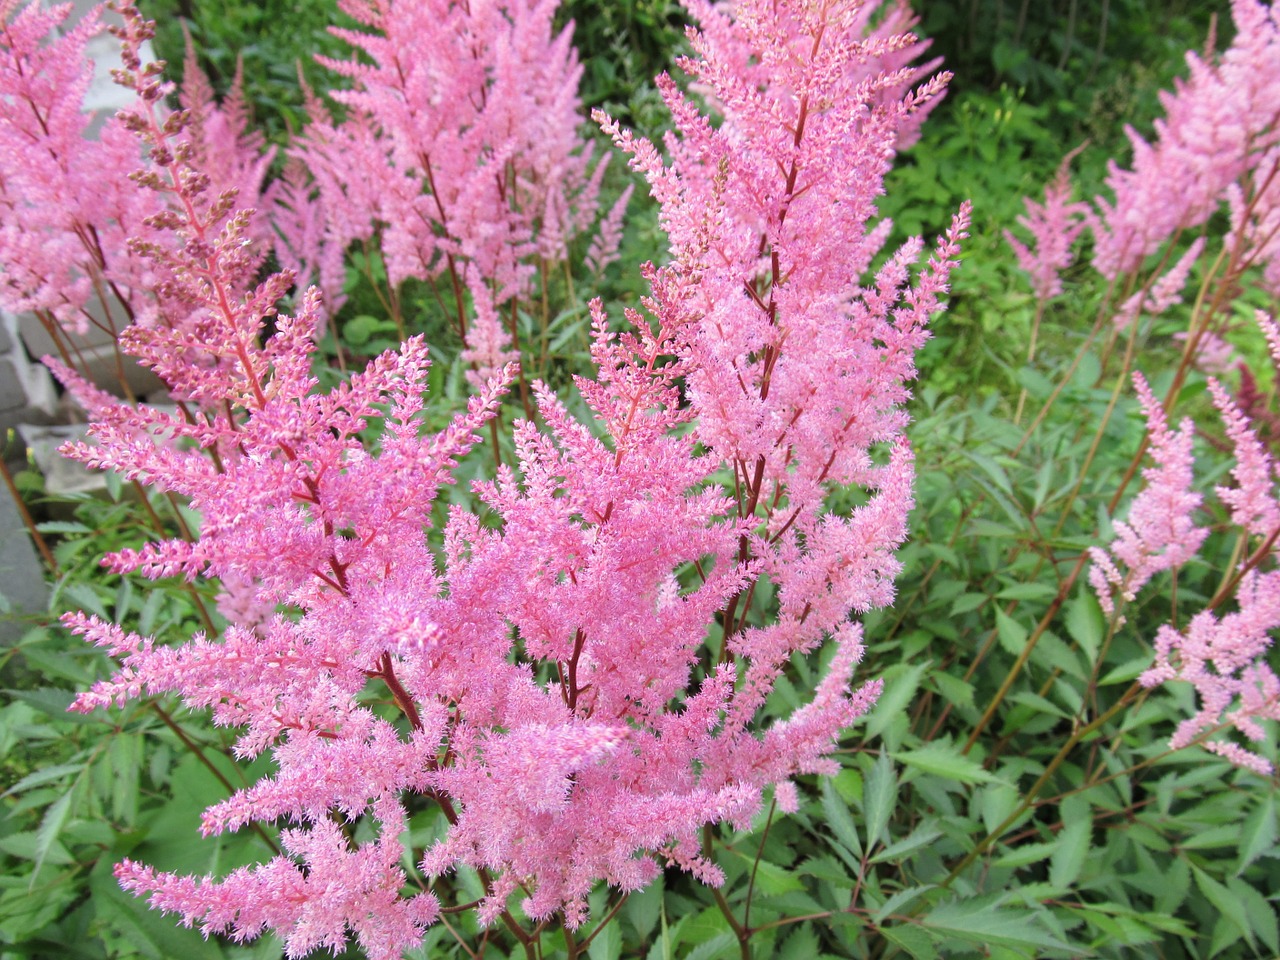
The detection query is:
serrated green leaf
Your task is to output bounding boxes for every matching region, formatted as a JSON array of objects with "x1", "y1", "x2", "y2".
[
  {"x1": 1048, "y1": 801, "x2": 1091, "y2": 889},
  {"x1": 1099, "y1": 657, "x2": 1149, "y2": 685},
  {"x1": 894, "y1": 744, "x2": 996, "y2": 784},
  {"x1": 929, "y1": 671, "x2": 974, "y2": 711},
  {"x1": 872, "y1": 885, "x2": 933, "y2": 925},
  {"x1": 0, "y1": 829, "x2": 73, "y2": 865},
  {"x1": 1230, "y1": 875, "x2": 1278, "y2": 954},
  {"x1": 683, "y1": 932, "x2": 737, "y2": 960},
  {"x1": 1236, "y1": 791, "x2": 1277, "y2": 875},
  {"x1": 2, "y1": 763, "x2": 83, "y2": 798},
  {"x1": 32, "y1": 790, "x2": 73, "y2": 883},
  {"x1": 866, "y1": 662, "x2": 928, "y2": 739},
  {"x1": 922, "y1": 899, "x2": 1070, "y2": 953},
  {"x1": 993, "y1": 840, "x2": 1057, "y2": 869},
  {"x1": 995, "y1": 582, "x2": 1056, "y2": 602},
  {"x1": 5, "y1": 687, "x2": 100, "y2": 724},
  {"x1": 964, "y1": 451, "x2": 1014, "y2": 497},
  {"x1": 950, "y1": 593, "x2": 988, "y2": 616},
  {"x1": 586, "y1": 913, "x2": 622, "y2": 960},
  {"x1": 796, "y1": 855, "x2": 853, "y2": 888},
  {"x1": 1064, "y1": 591, "x2": 1103, "y2": 664},
  {"x1": 979, "y1": 782, "x2": 1019, "y2": 836},
  {"x1": 1193, "y1": 866, "x2": 1252, "y2": 948},
  {"x1": 731, "y1": 851, "x2": 804, "y2": 895},
  {"x1": 994, "y1": 608, "x2": 1029, "y2": 656},
  {"x1": 34, "y1": 520, "x2": 93, "y2": 534},
  {"x1": 625, "y1": 873, "x2": 663, "y2": 940},
  {"x1": 821, "y1": 780, "x2": 862, "y2": 858},
  {"x1": 778, "y1": 926, "x2": 821, "y2": 960},
  {"x1": 871, "y1": 825, "x2": 943, "y2": 865},
  {"x1": 862, "y1": 752, "x2": 897, "y2": 849},
  {"x1": 880, "y1": 924, "x2": 938, "y2": 959}
]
